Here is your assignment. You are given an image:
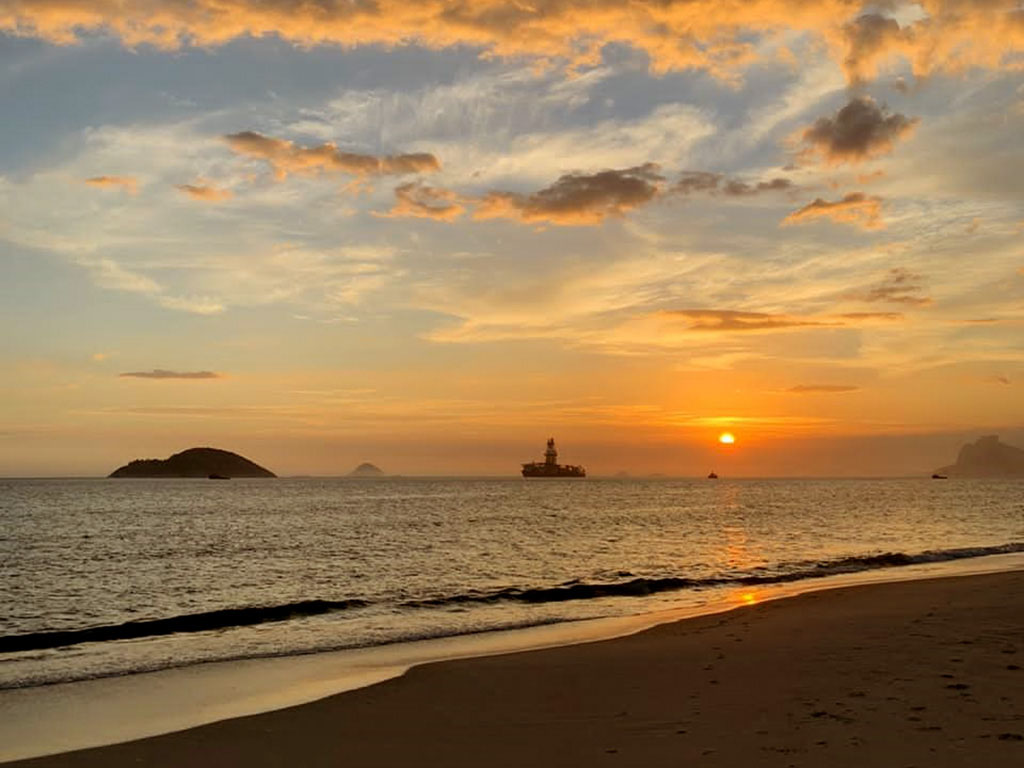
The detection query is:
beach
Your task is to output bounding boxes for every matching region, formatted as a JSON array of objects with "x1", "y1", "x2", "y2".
[{"x1": 8, "y1": 569, "x2": 1022, "y2": 767}]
